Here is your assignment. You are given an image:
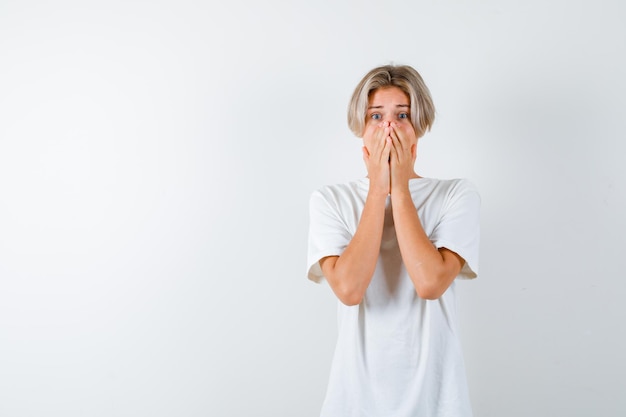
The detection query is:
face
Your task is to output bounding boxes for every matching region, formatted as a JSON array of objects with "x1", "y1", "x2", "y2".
[{"x1": 363, "y1": 86, "x2": 417, "y2": 144}]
